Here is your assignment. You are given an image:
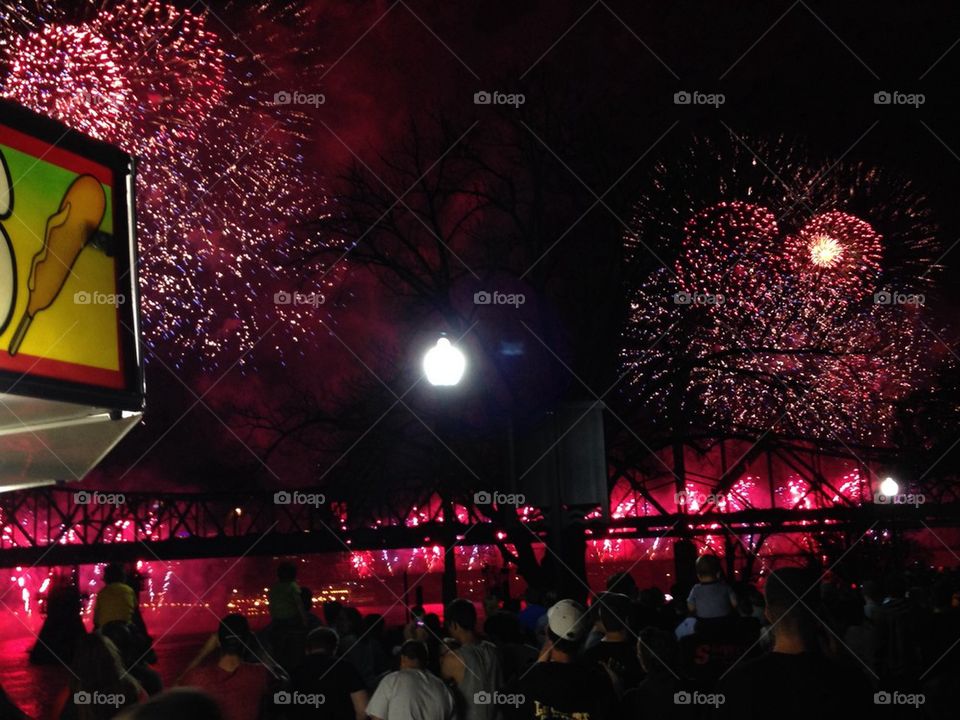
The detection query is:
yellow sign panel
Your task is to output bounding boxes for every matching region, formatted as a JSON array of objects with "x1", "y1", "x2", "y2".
[{"x1": 0, "y1": 107, "x2": 140, "y2": 404}]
